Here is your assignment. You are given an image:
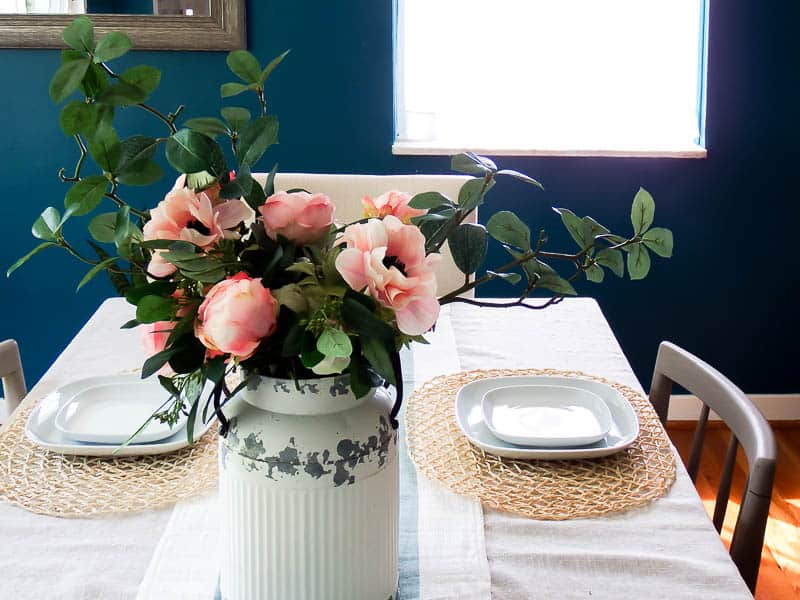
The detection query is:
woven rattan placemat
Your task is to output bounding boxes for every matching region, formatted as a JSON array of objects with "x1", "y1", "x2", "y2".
[
  {"x1": 406, "y1": 368, "x2": 676, "y2": 520},
  {"x1": 0, "y1": 402, "x2": 218, "y2": 518}
]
